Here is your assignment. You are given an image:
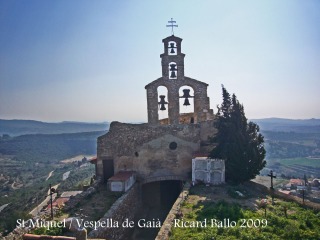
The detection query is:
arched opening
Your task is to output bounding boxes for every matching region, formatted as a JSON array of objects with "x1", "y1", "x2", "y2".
[
  {"x1": 131, "y1": 180, "x2": 182, "y2": 239},
  {"x1": 157, "y1": 86, "x2": 169, "y2": 124},
  {"x1": 179, "y1": 86, "x2": 195, "y2": 124},
  {"x1": 142, "y1": 180, "x2": 182, "y2": 208},
  {"x1": 168, "y1": 62, "x2": 177, "y2": 79},
  {"x1": 168, "y1": 41, "x2": 177, "y2": 55}
]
